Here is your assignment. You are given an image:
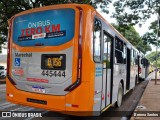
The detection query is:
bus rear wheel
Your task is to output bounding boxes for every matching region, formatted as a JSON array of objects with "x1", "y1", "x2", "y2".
[{"x1": 116, "y1": 83, "x2": 123, "y2": 107}]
